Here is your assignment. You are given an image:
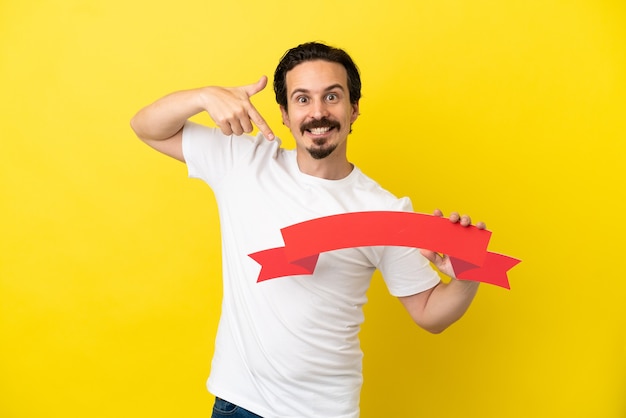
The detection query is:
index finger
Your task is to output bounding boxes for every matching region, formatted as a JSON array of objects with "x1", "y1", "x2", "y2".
[{"x1": 248, "y1": 106, "x2": 275, "y2": 141}]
